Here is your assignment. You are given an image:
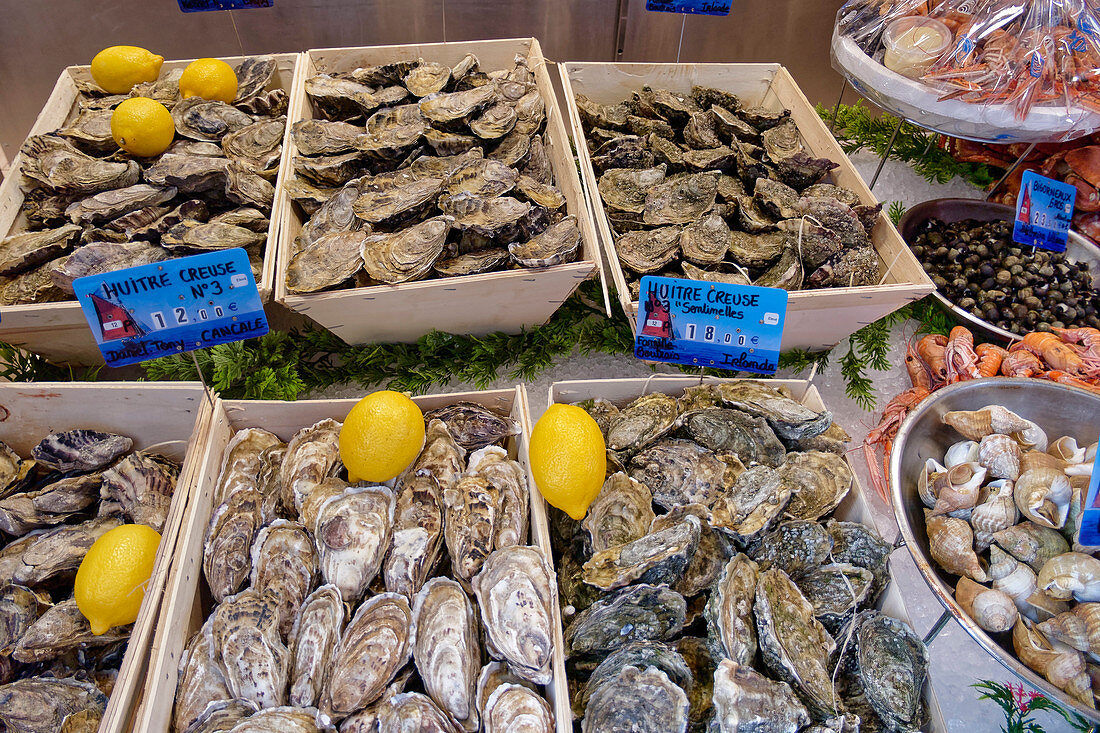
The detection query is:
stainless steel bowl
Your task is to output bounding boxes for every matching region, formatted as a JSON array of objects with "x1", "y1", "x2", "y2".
[
  {"x1": 898, "y1": 198, "x2": 1100, "y2": 342},
  {"x1": 890, "y1": 377, "x2": 1100, "y2": 722}
]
